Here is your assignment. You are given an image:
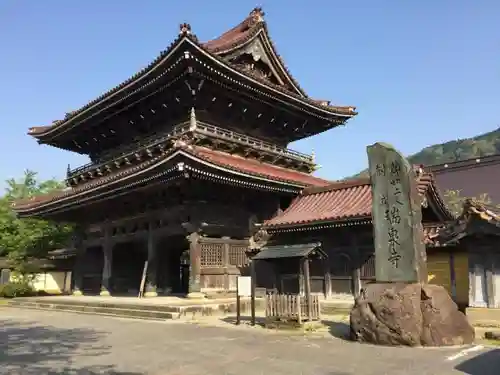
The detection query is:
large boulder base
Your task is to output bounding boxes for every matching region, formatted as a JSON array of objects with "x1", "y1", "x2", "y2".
[{"x1": 350, "y1": 283, "x2": 474, "y2": 346}]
